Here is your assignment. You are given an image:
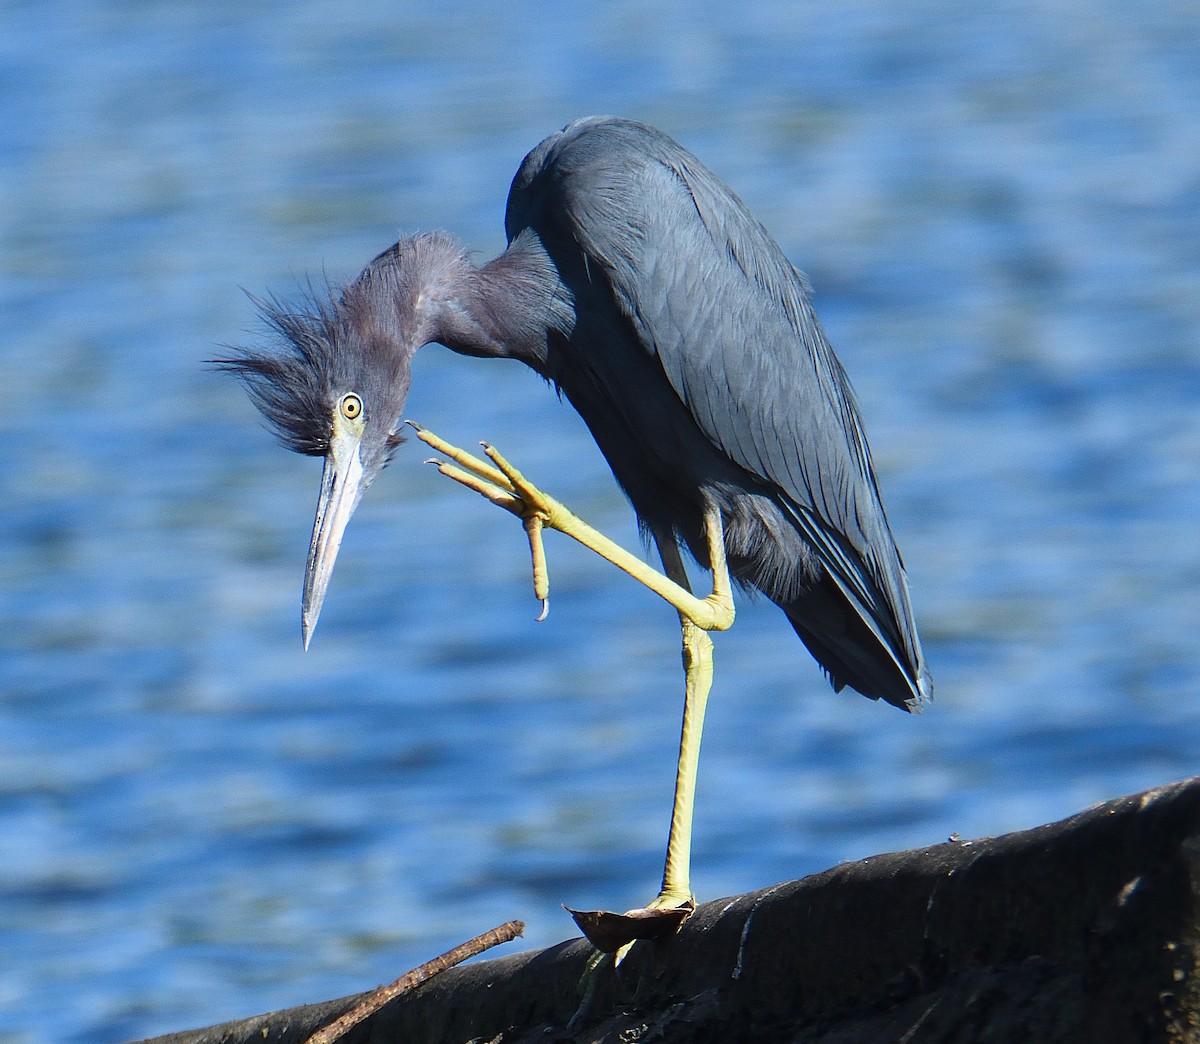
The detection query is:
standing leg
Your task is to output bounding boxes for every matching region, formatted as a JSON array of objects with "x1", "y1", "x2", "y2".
[
  {"x1": 573, "y1": 514, "x2": 724, "y2": 964},
  {"x1": 652, "y1": 532, "x2": 715, "y2": 911}
]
